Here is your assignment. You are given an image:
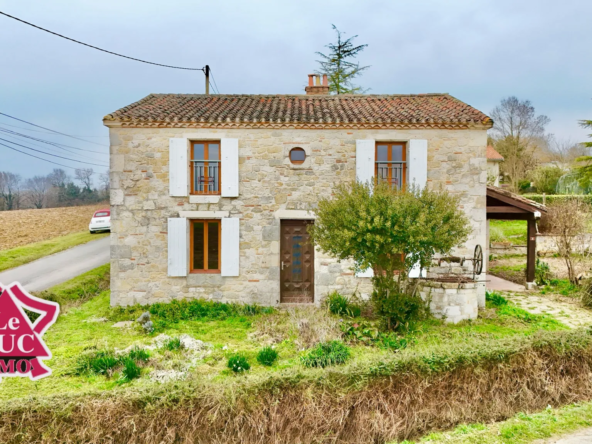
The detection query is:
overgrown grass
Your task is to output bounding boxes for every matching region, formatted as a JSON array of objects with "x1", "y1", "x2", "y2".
[
  {"x1": 0, "y1": 230, "x2": 108, "y2": 272},
  {"x1": 540, "y1": 278, "x2": 580, "y2": 297},
  {"x1": 489, "y1": 220, "x2": 527, "y2": 245},
  {"x1": 401, "y1": 401, "x2": 592, "y2": 443}
]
